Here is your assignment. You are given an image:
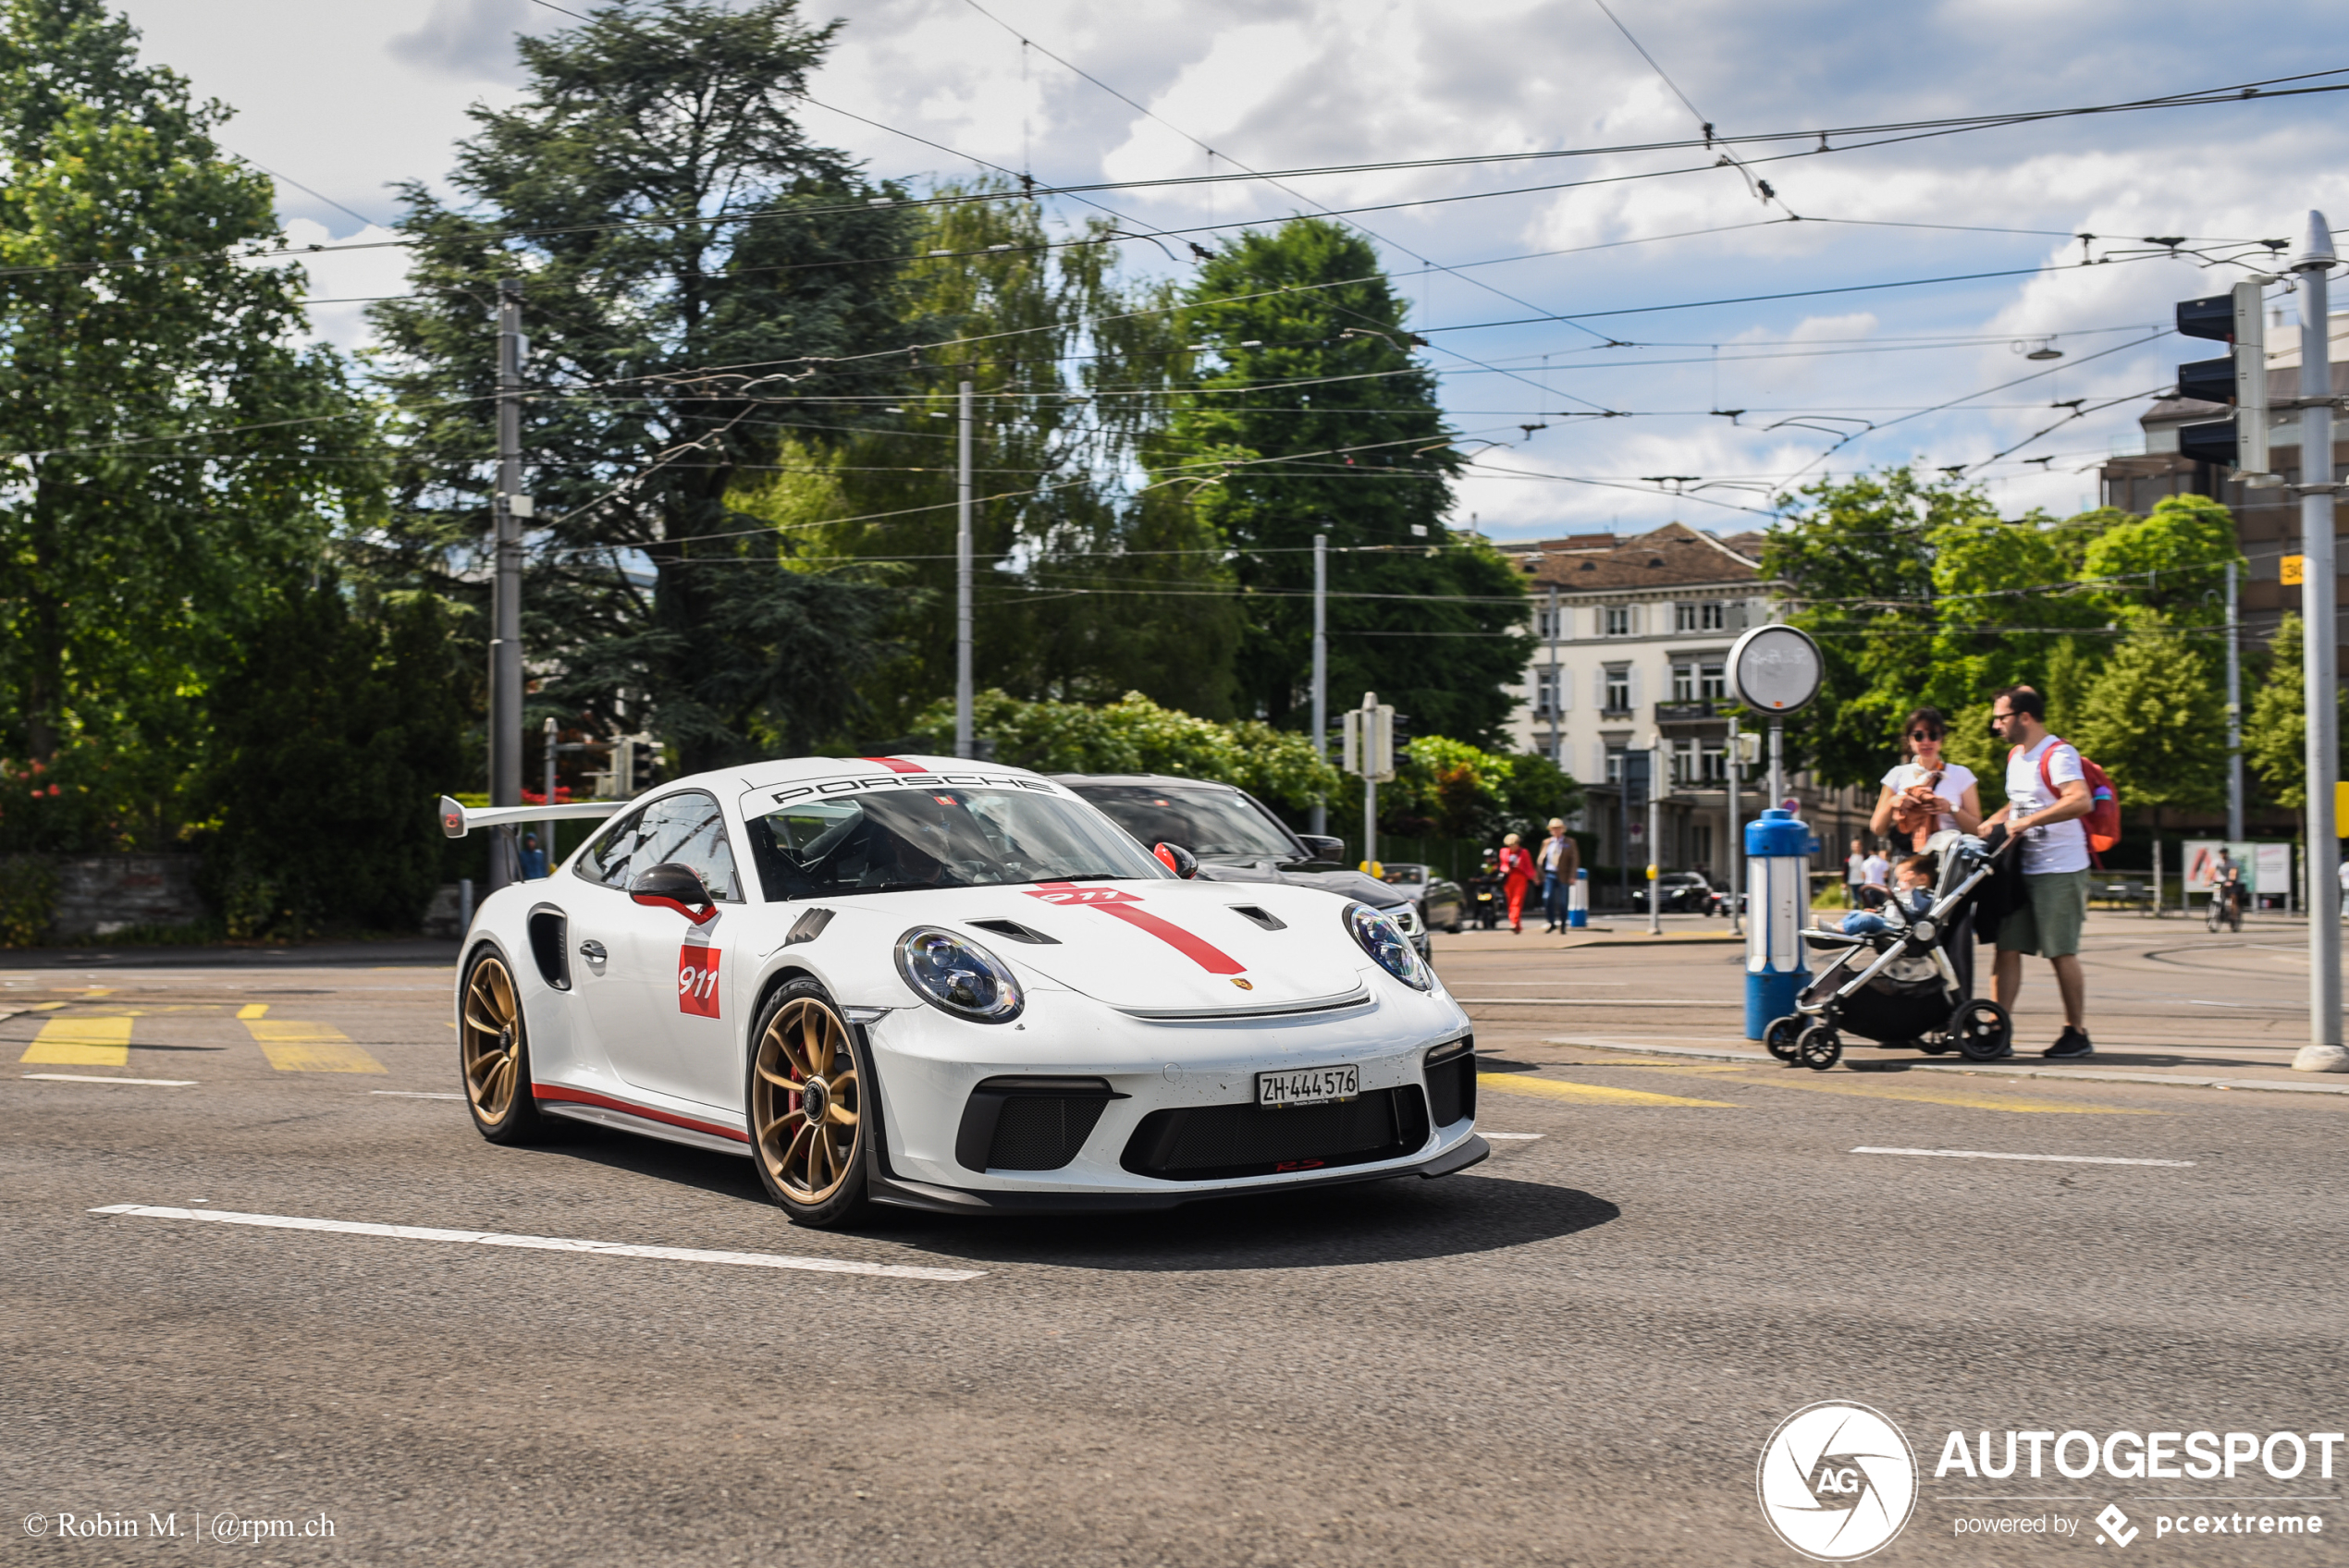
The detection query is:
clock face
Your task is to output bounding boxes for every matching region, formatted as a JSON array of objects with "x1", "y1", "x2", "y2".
[{"x1": 1730, "y1": 625, "x2": 1822, "y2": 713}]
